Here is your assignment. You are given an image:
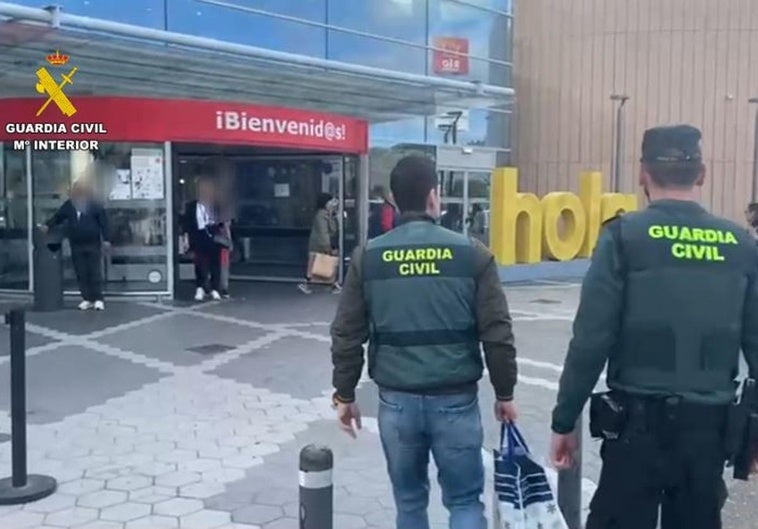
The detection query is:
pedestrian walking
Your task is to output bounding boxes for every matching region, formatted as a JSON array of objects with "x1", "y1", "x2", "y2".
[
  {"x1": 299, "y1": 193, "x2": 340, "y2": 294},
  {"x1": 43, "y1": 177, "x2": 110, "y2": 311},
  {"x1": 368, "y1": 185, "x2": 399, "y2": 239},
  {"x1": 550, "y1": 125, "x2": 758, "y2": 529},
  {"x1": 330, "y1": 155, "x2": 519, "y2": 529}
]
